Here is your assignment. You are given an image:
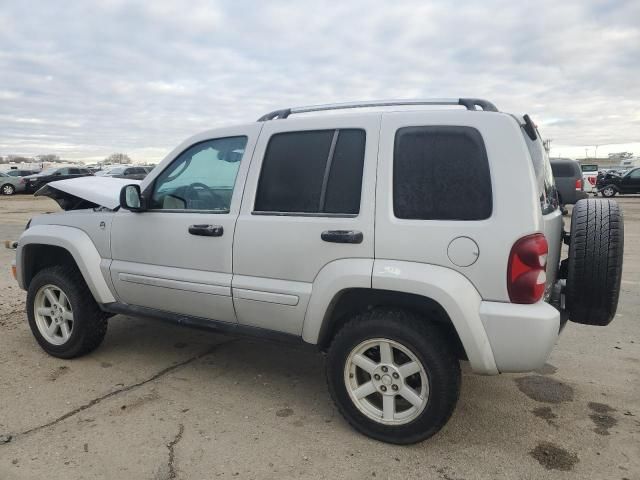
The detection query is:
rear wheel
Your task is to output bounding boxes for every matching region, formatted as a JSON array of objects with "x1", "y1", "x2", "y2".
[
  {"x1": 326, "y1": 309, "x2": 460, "y2": 444},
  {"x1": 566, "y1": 199, "x2": 624, "y2": 326},
  {"x1": 1, "y1": 183, "x2": 15, "y2": 195},
  {"x1": 27, "y1": 265, "x2": 108, "y2": 358}
]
